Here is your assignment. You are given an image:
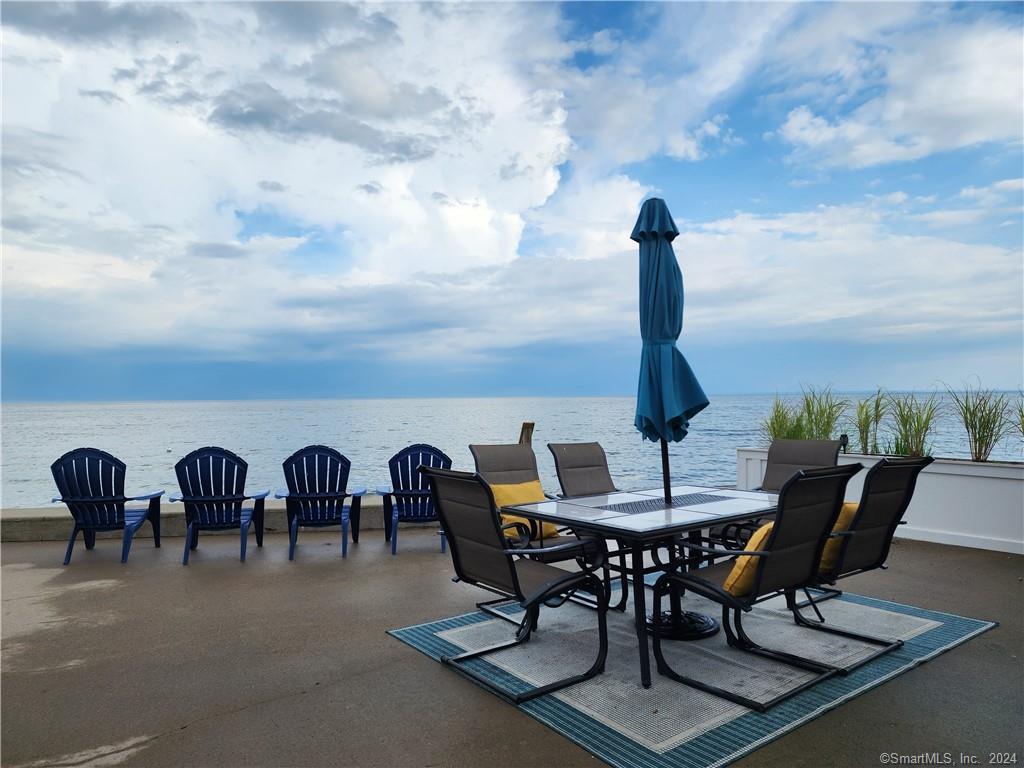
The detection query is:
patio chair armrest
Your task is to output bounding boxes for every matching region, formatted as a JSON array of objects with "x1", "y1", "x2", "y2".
[
  {"x1": 376, "y1": 485, "x2": 393, "y2": 496},
  {"x1": 504, "y1": 540, "x2": 590, "y2": 557},
  {"x1": 501, "y1": 521, "x2": 532, "y2": 541},
  {"x1": 169, "y1": 493, "x2": 183, "y2": 502},
  {"x1": 247, "y1": 489, "x2": 271, "y2": 501},
  {"x1": 349, "y1": 487, "x2": 367, "y2": 497},
  {"x1": 274, "y1": 489, "x2": 289, "y2": 499},
  {"x1": 127, "y1": 490, "x2": 164, "y2": 501},
  {"x1": 677, "y1": 539, "x2": 770, "y2": 558}
]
